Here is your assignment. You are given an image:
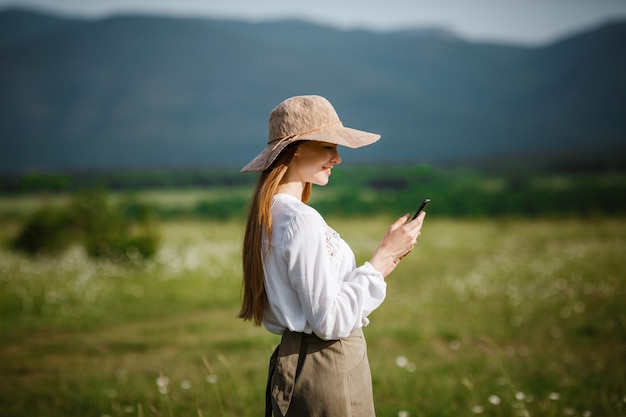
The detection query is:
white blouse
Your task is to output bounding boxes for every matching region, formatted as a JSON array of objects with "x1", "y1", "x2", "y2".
[{"x1": 261, "y1": 193, "x2": 386, "y2": 340}]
